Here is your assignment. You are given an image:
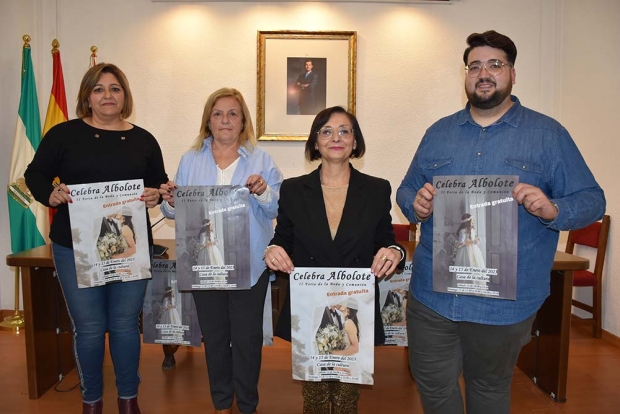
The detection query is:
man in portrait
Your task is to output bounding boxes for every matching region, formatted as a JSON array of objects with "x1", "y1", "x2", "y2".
[{"x1": 296, "y1": 59, "x2": 319, "y2": 115}]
